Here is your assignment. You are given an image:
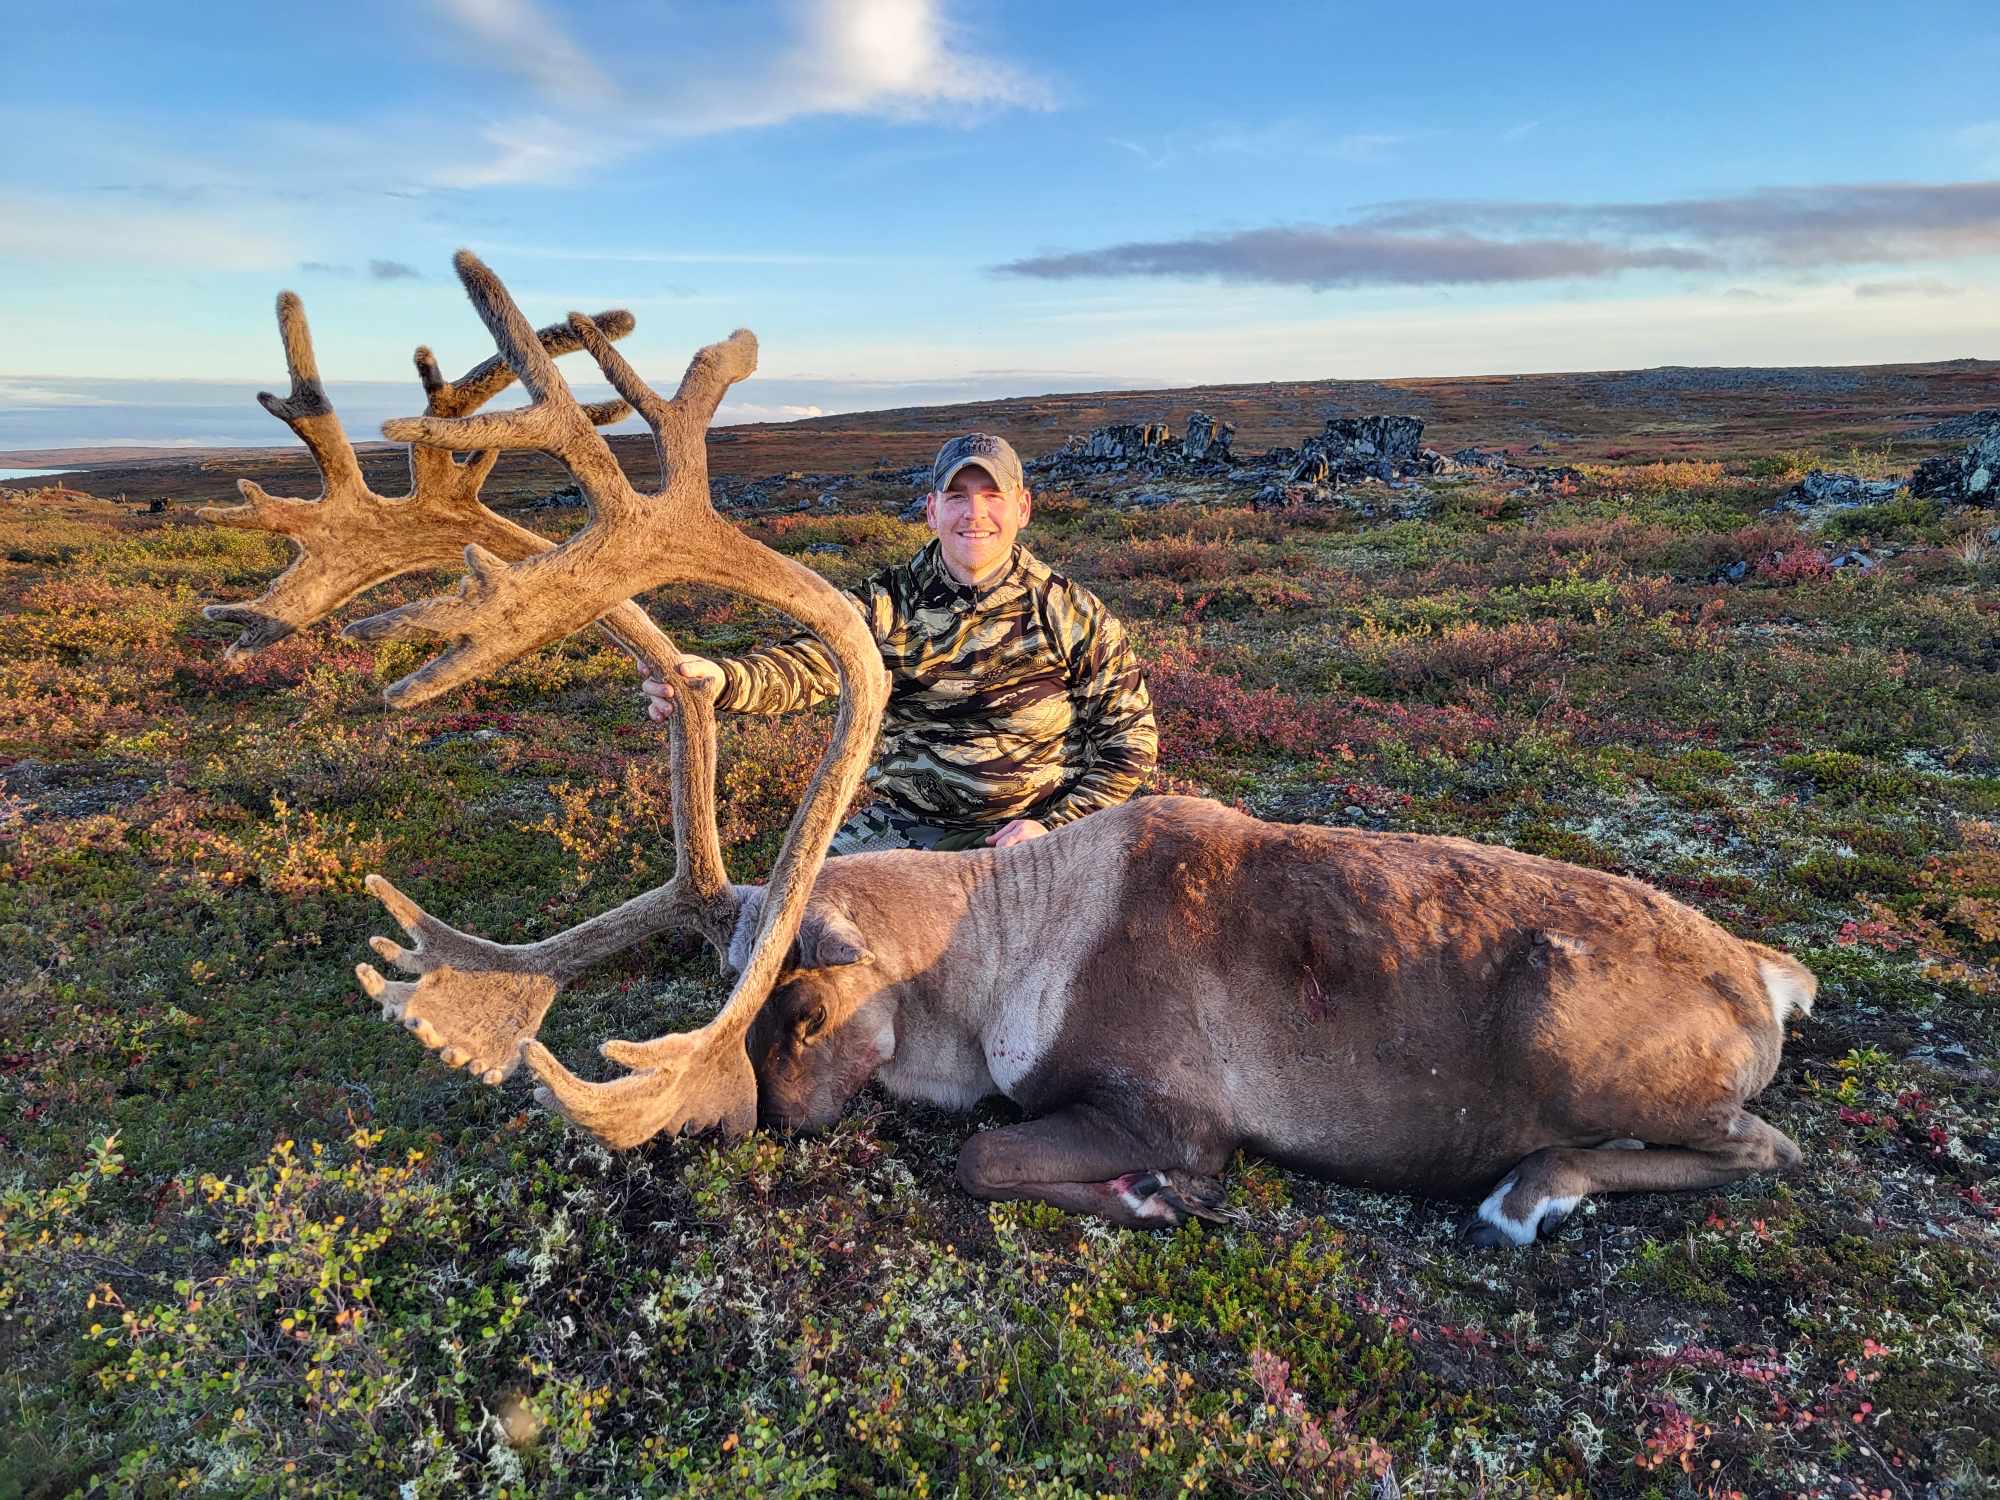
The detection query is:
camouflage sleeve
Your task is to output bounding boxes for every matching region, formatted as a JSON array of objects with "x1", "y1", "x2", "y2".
[
  {"x1": 713, "y1": 576, "x2": 892, "y2": 715},
  {"x1": 1033, "y1": 582, "x2": 1158, "y2": 828}
]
